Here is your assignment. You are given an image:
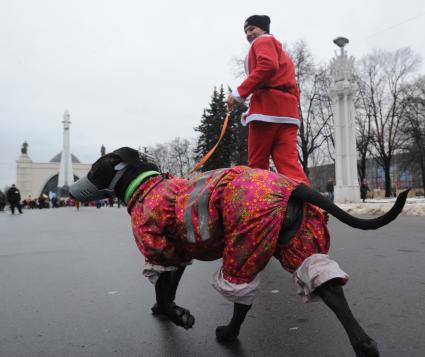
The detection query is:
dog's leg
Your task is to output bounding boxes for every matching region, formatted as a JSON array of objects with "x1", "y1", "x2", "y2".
[
  {"x1": 152, "y1": 267, "x2": 195, "y2": 329},
  {"x1": 152, "y1": 266, "x2": 186, "y2": 312},
  {"x1": 216, "y1": 303, "x2": 252, "y2": 342},
  {"x1": 316, "y1": 279, "x2": 379, "y2": 357}
]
